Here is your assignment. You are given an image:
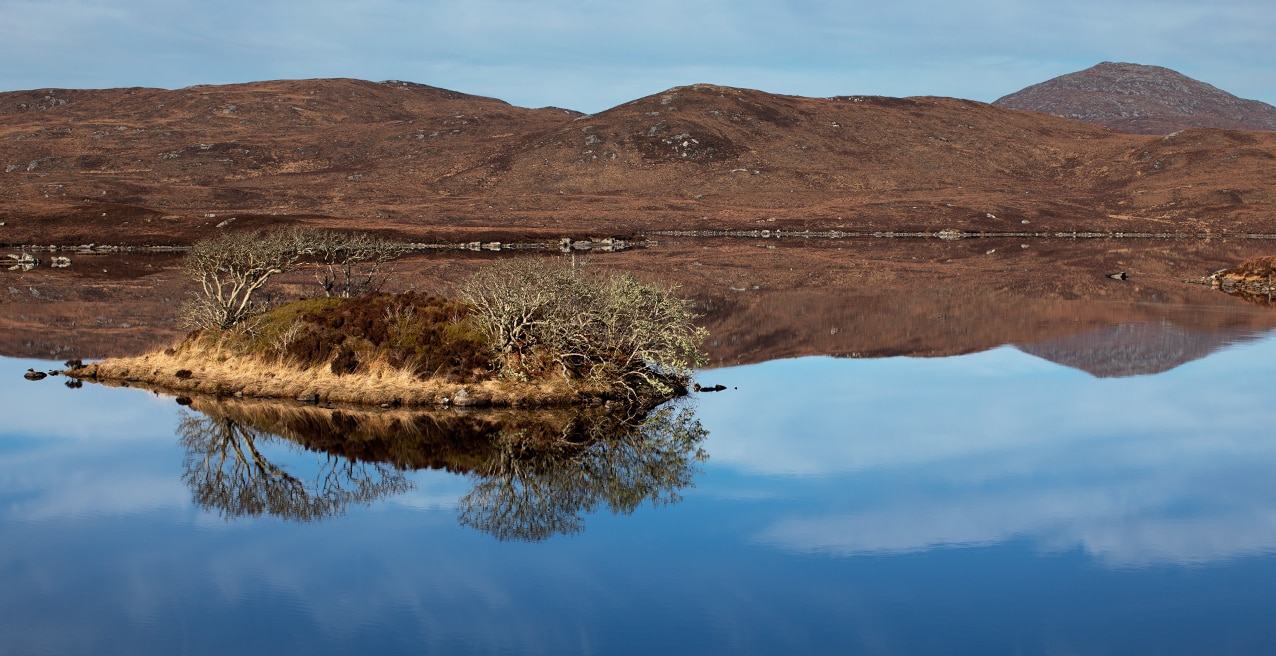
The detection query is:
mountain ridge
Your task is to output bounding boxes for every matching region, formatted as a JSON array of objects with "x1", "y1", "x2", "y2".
[{"x1": 3, "y1": 72, "x2": 1276, "y2": 246}]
